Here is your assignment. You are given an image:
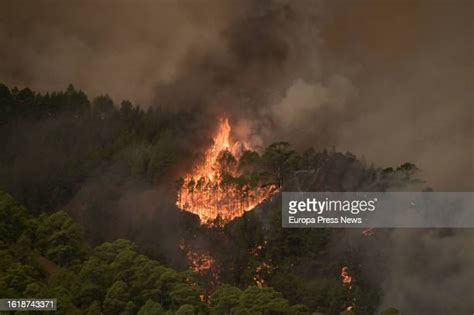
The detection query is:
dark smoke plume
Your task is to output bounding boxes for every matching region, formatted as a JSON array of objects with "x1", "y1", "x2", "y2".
[
  {"x1": 1, "y1": 0, "x2": 472, "y2": 312},
  {"x1": 1, "y1": 0, "x2": 471, "y2": 189}
]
